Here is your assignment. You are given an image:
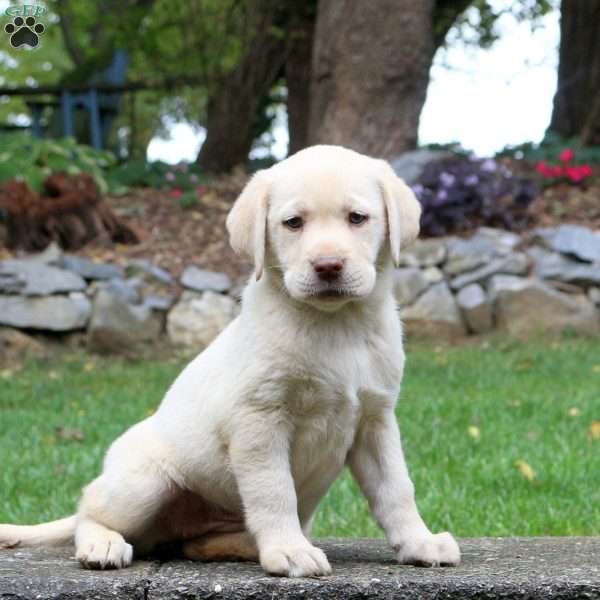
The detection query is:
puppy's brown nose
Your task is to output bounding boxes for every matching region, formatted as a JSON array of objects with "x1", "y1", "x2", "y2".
[{"x1": 312, "y1": 256, "x2": 344, "y2": 282}]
